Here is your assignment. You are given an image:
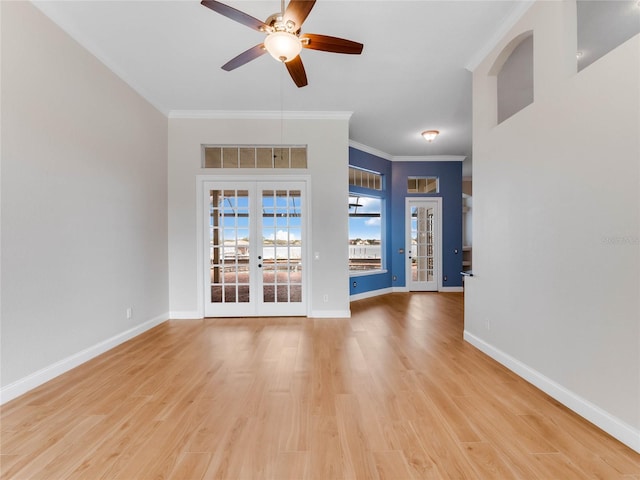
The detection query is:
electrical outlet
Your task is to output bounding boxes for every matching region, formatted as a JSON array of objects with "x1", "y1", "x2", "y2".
[
  {"x1": 126, "y1": 307, "x2": 132, "y2": 320},
  {"x1": 486, "y1": 320, "x2": 491, "y2": 331},
  {"x1": 323, "y1": 294, "x2": 329, "y2": 303}
]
